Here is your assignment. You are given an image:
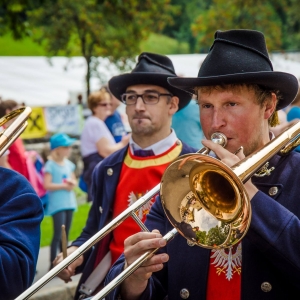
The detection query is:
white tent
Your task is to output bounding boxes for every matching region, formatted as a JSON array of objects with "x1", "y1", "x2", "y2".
[{"x1": 0, "y1": 53, "x2": 300, "y2": 107}]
